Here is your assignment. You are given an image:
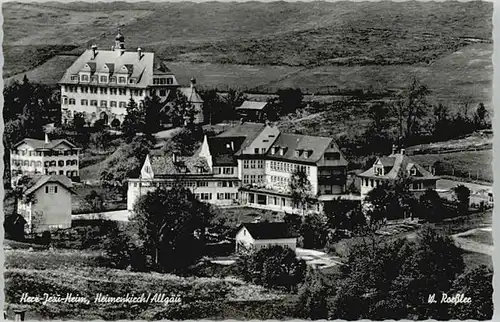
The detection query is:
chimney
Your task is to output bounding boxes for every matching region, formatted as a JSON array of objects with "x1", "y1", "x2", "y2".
[
  {"x1": 45, "y1": 133, "x2": 50, "y2": 144},
  {"x1": 137, "y1": 47, "x2": 142, "y2": 60},
  {"x1": 14, "y1": 309, "x2": 26, "y2": 322},
  {"x1": 400, "y1": 148, "x2": 405, "y2": 155},
  {"x1": 91, "y1": 45, "x2": 98, "y2": 59}
]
